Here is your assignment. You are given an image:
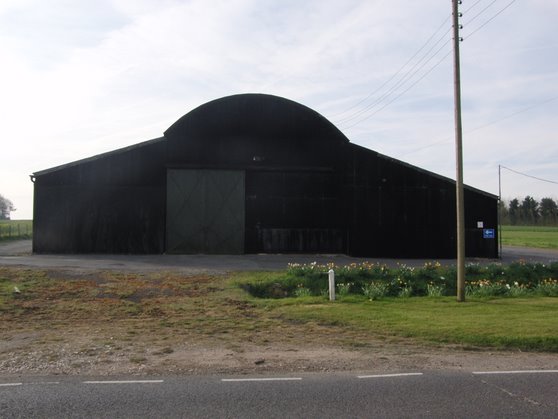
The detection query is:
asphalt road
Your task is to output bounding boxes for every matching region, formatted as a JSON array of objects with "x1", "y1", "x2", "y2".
[
  {"x1": 2, "y1": 371, "x2": 558, "y2": 418},
  {"x1": 0, "y1": 240, "x2": 557, "y2": 273}
]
